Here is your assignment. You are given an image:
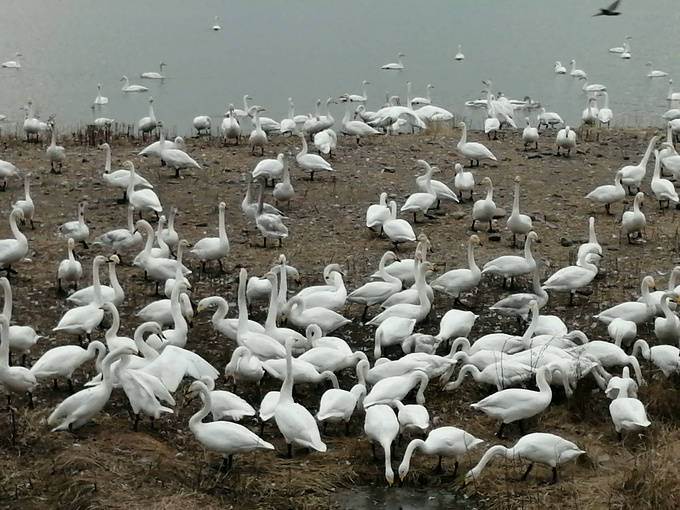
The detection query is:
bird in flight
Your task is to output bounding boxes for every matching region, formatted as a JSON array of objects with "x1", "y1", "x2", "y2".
[{"x1": 594, "y1": 0, "x2": 621, "y2": 16}]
